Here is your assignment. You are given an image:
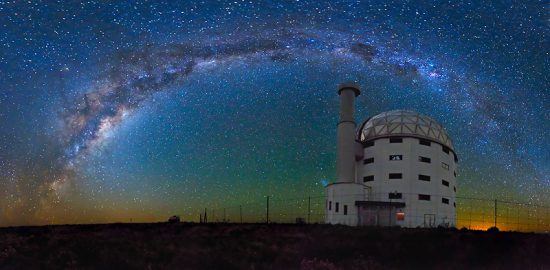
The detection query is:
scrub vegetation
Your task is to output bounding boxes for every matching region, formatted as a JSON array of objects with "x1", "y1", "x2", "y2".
[{"x1": 0, "y1": 223, "x2": 548, "y2": 269}]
